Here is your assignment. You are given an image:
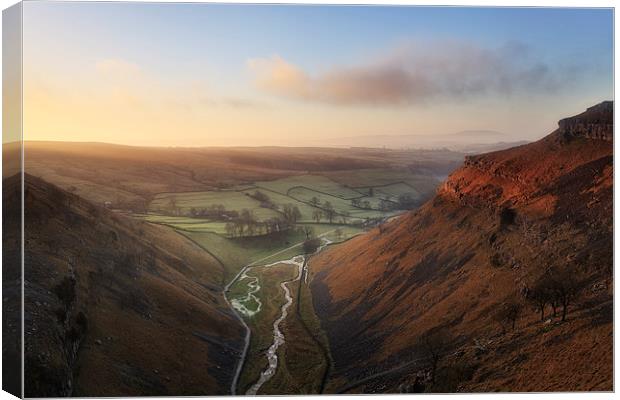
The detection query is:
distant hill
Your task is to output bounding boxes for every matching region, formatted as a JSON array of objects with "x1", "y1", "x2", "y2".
[
  {"x1": 309, "y1": 101, "x2": 613, "y2": 393},
  {"x1": 5, "y1": 174, "x2": 245, "y2": 396},
  {"x1": 14, "y1": 142, "x2": 464, "y2": 211},
  {"x1": 316, "y1": 130, "x2": 529, "y2": 152}
]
